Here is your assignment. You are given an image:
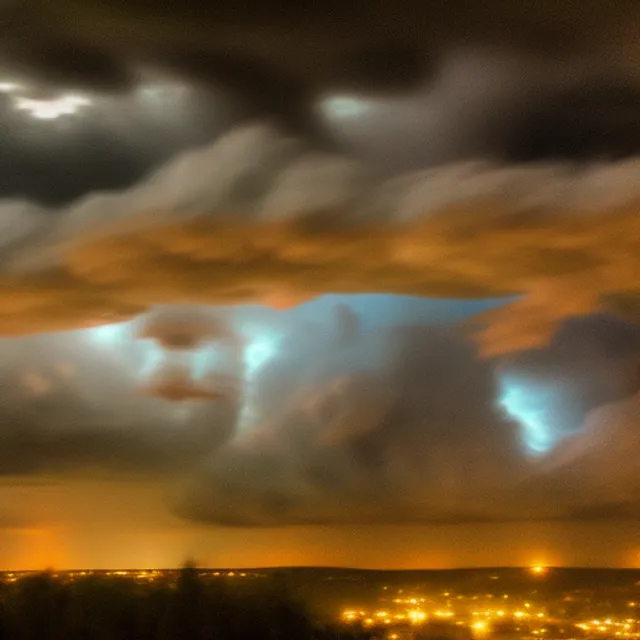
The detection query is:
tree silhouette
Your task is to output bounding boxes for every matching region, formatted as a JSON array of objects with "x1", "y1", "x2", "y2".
[{"x1": 0, "y1": 565, "x2": 374, "y2": 640}]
